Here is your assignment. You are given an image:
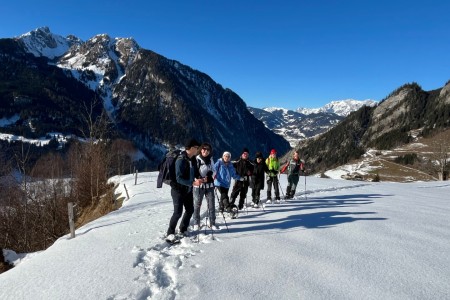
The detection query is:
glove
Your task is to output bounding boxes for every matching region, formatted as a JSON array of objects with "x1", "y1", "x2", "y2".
[
  {"x1": 206, "y1": 171, "x2": 214, "y2": 183},
  {"x1": 239, "y1": 177, "x2": 245, "y2": 182}
]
